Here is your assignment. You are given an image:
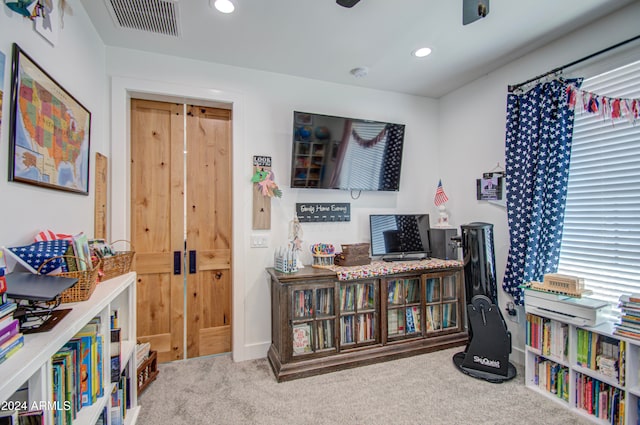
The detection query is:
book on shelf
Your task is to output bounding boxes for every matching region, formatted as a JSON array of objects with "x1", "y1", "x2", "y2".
[
  {"x1": 111, "y1": 328, "x2": 122, "y2": 383},
  {"x1": 405, "y1": 306, "x2": 420, "y2": 333},
  {"x1": 406, "y1": 280, "x2": 419, "y2": 303},
  {"x1": 69, "y1": 316, "x2": 102, "y2": 407},
  {"x1": 71, "y1": 233, "x2": 91, "y2": 271},
  {"x1": 0, "y1": 302, "x2": 17, "y2": 320},
  {"x1": 292, "y1": 323, "x2": 311, "y2": 354},
  {"x1": 0, "y1": 318, "x2": 20, "y2": 345},
  {"x1": 358, "y1": 313, "x2": 374, "y2": 341},
  {"x1": 341, "y1": 316, "x2": 353, "y2": 343},
  {"x1": 388, "y1": 309, "x2": 404, "y2": 335},
  {"x1": 317, "y1": 288, "x2": 332, "y2": 315},
  {"x1": 17, "y1": 410, "x2": 44, "y2": 425},
  {"x1": 0, "y1": 333, "x2": 24, "y2": 365},
  {"x1": 357, "y1": 284, "x2": 374, "y2": 309},
  {"x1": 341, "y1": 286, "x2": 354, "y2": 311},
  {"x1": 111, "y1": 309, "x2": 119, "y2": 329},
  {"x1": 61, "y1": 339, "x2": 81, "y2": 416},
  {"x1": 294, "y1": 290, "x2": 312, "y2": 317},
  {"x1": 52, "y1": 350, "x2": 74, "y2": 425}
]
